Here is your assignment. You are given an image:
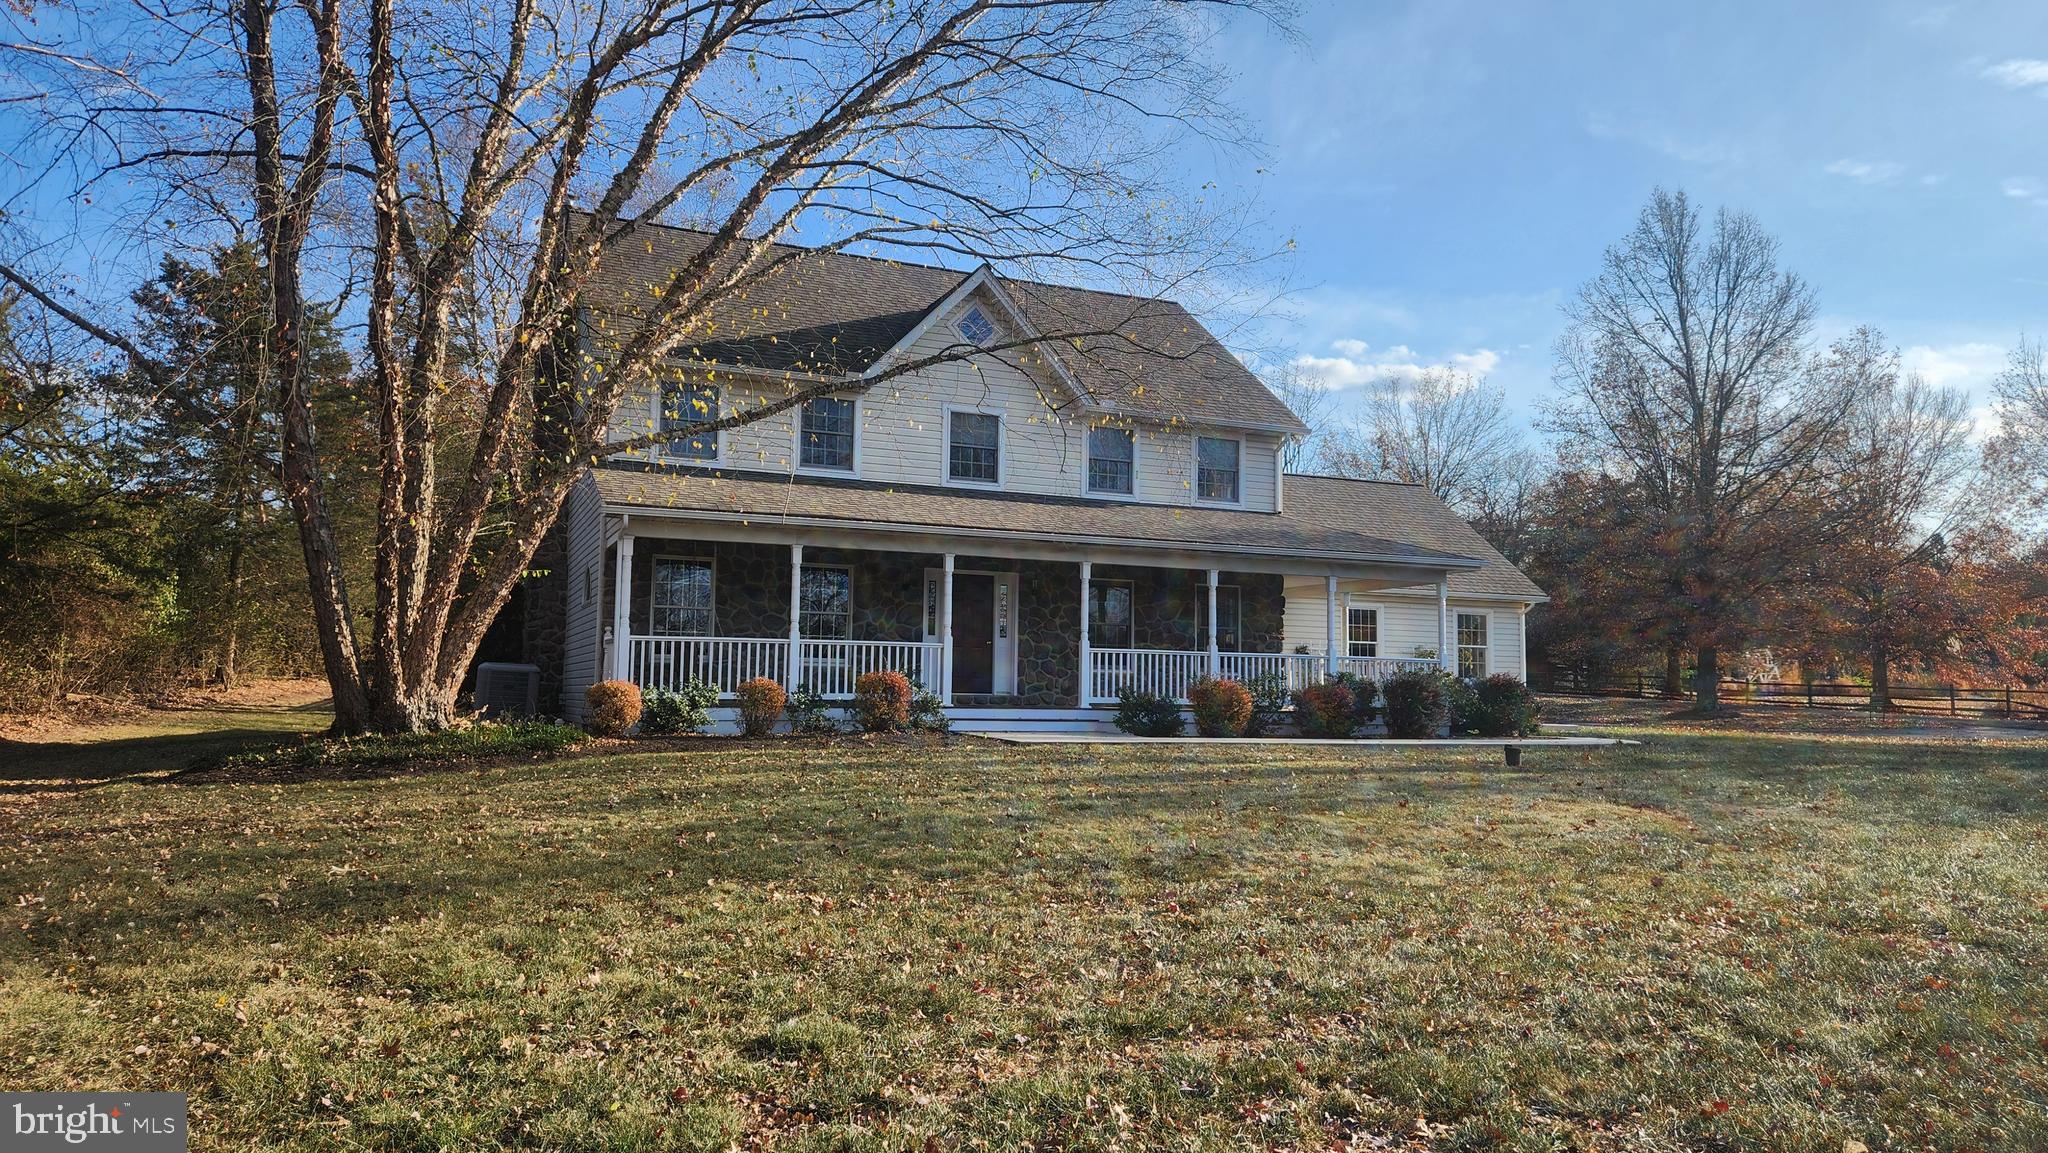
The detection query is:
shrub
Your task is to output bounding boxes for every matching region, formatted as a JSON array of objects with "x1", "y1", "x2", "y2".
[
  {"x1": 1445, "y1": 675, "x2": 1479, "y2": 735},
  {"x1": 1382, "y1": 669, "x2": 1453, "y2": 739},
  {"x1": 908, "y1": 685, "x2": 951, "y2": 733},
  {"x1": 785, "y1": 686, "x2": 841, "y2": 734},
  {"x1": 853, "y1": 670, "x2": 913, "y2": 733},
  {"x1": 1187, "y1": 676, "x2": 1254, "y2": 737},
  {"x1": 641, "y1": 680, "x2": 719, "y2": 735},
  {"x1": 1331, "y1": 671, "x2": 1379, "y2": 730},
  {"x1": 1113, "y1": 688, "x2": 1184, "y2": 737},
  {"x1": 584, "y1": 680, "x2": 642, "y2": 737},
  {"x1": 1469, "y1": 673, "x2": 1540, "y2": 737},
  {"x1": 1240, "y1": 672, "x2": 1291, "y2": 737},
  {"x1": 1292, "y1": 681, "x2": 1357, "y2": 738},
  {"x1": 735, "y1": 677, "x2": 787, "y2": 737}
]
